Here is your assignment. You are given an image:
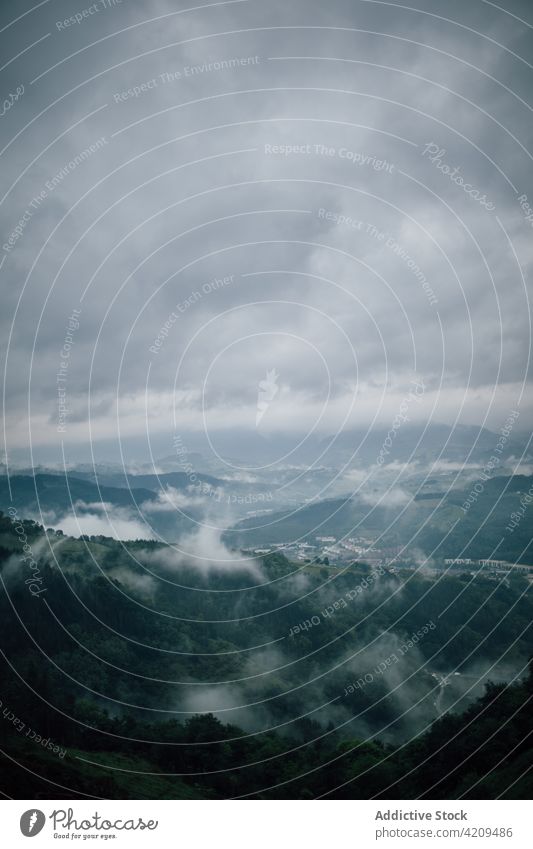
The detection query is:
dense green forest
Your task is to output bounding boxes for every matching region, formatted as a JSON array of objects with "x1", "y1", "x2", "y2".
[{"x1": 0, "y1": 512, "x2": 531, "y2": 799}]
